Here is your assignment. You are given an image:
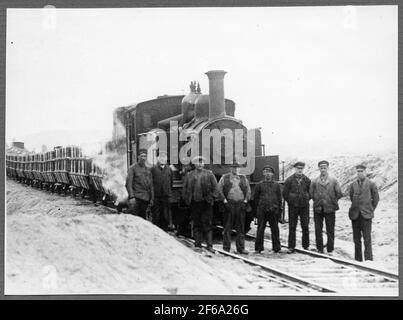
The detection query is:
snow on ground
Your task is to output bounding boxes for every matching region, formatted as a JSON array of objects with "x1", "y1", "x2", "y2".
[
  {"x1": 274, "y1": 151, "x2": 398, "y2": 273},
  {"x1": 6, "y1": 180, "x2": 301, "y2": 295}
]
